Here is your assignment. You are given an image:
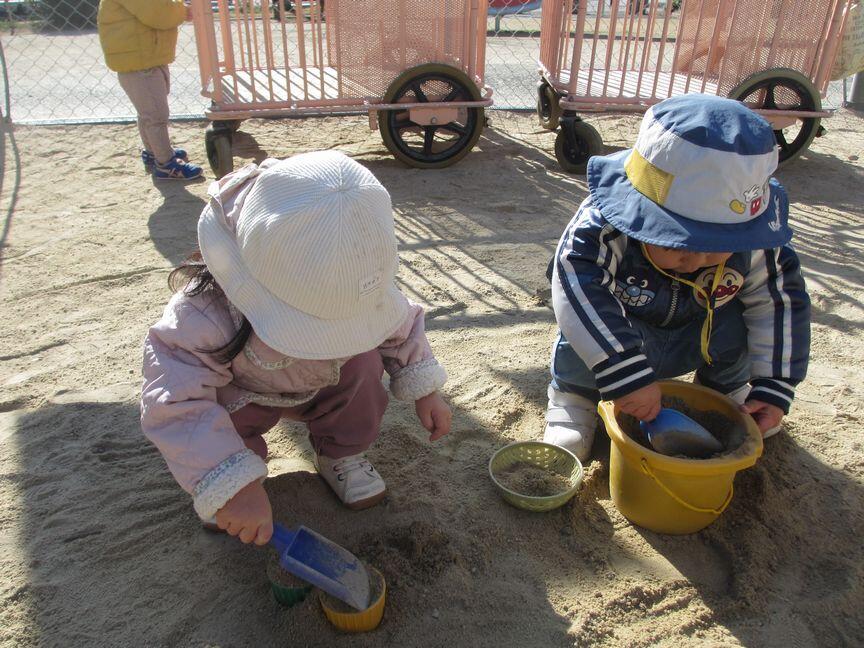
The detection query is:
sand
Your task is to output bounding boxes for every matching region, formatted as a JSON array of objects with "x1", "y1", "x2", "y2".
[
  {"x1": 1, "y1": 110, "x2": 863, "y2": 647},
  {"x1": 496, "y1": 461, "x2": 573, "y2": 496},
  {"x1": 320, "y1": 564, "x2": 385, "y2": 613}
]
